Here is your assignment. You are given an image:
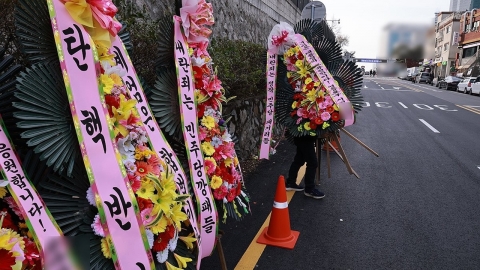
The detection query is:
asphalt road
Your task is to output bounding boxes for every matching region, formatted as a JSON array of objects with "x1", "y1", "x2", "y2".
[{"x1": 201, "y1": 77, "x2": 480, "y2": 270}]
